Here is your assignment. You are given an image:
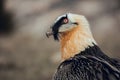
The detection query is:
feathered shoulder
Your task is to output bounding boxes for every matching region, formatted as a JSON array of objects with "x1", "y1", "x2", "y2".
[{"x1": 54, "y1": 45, "x2": 120, "y2": 80}]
